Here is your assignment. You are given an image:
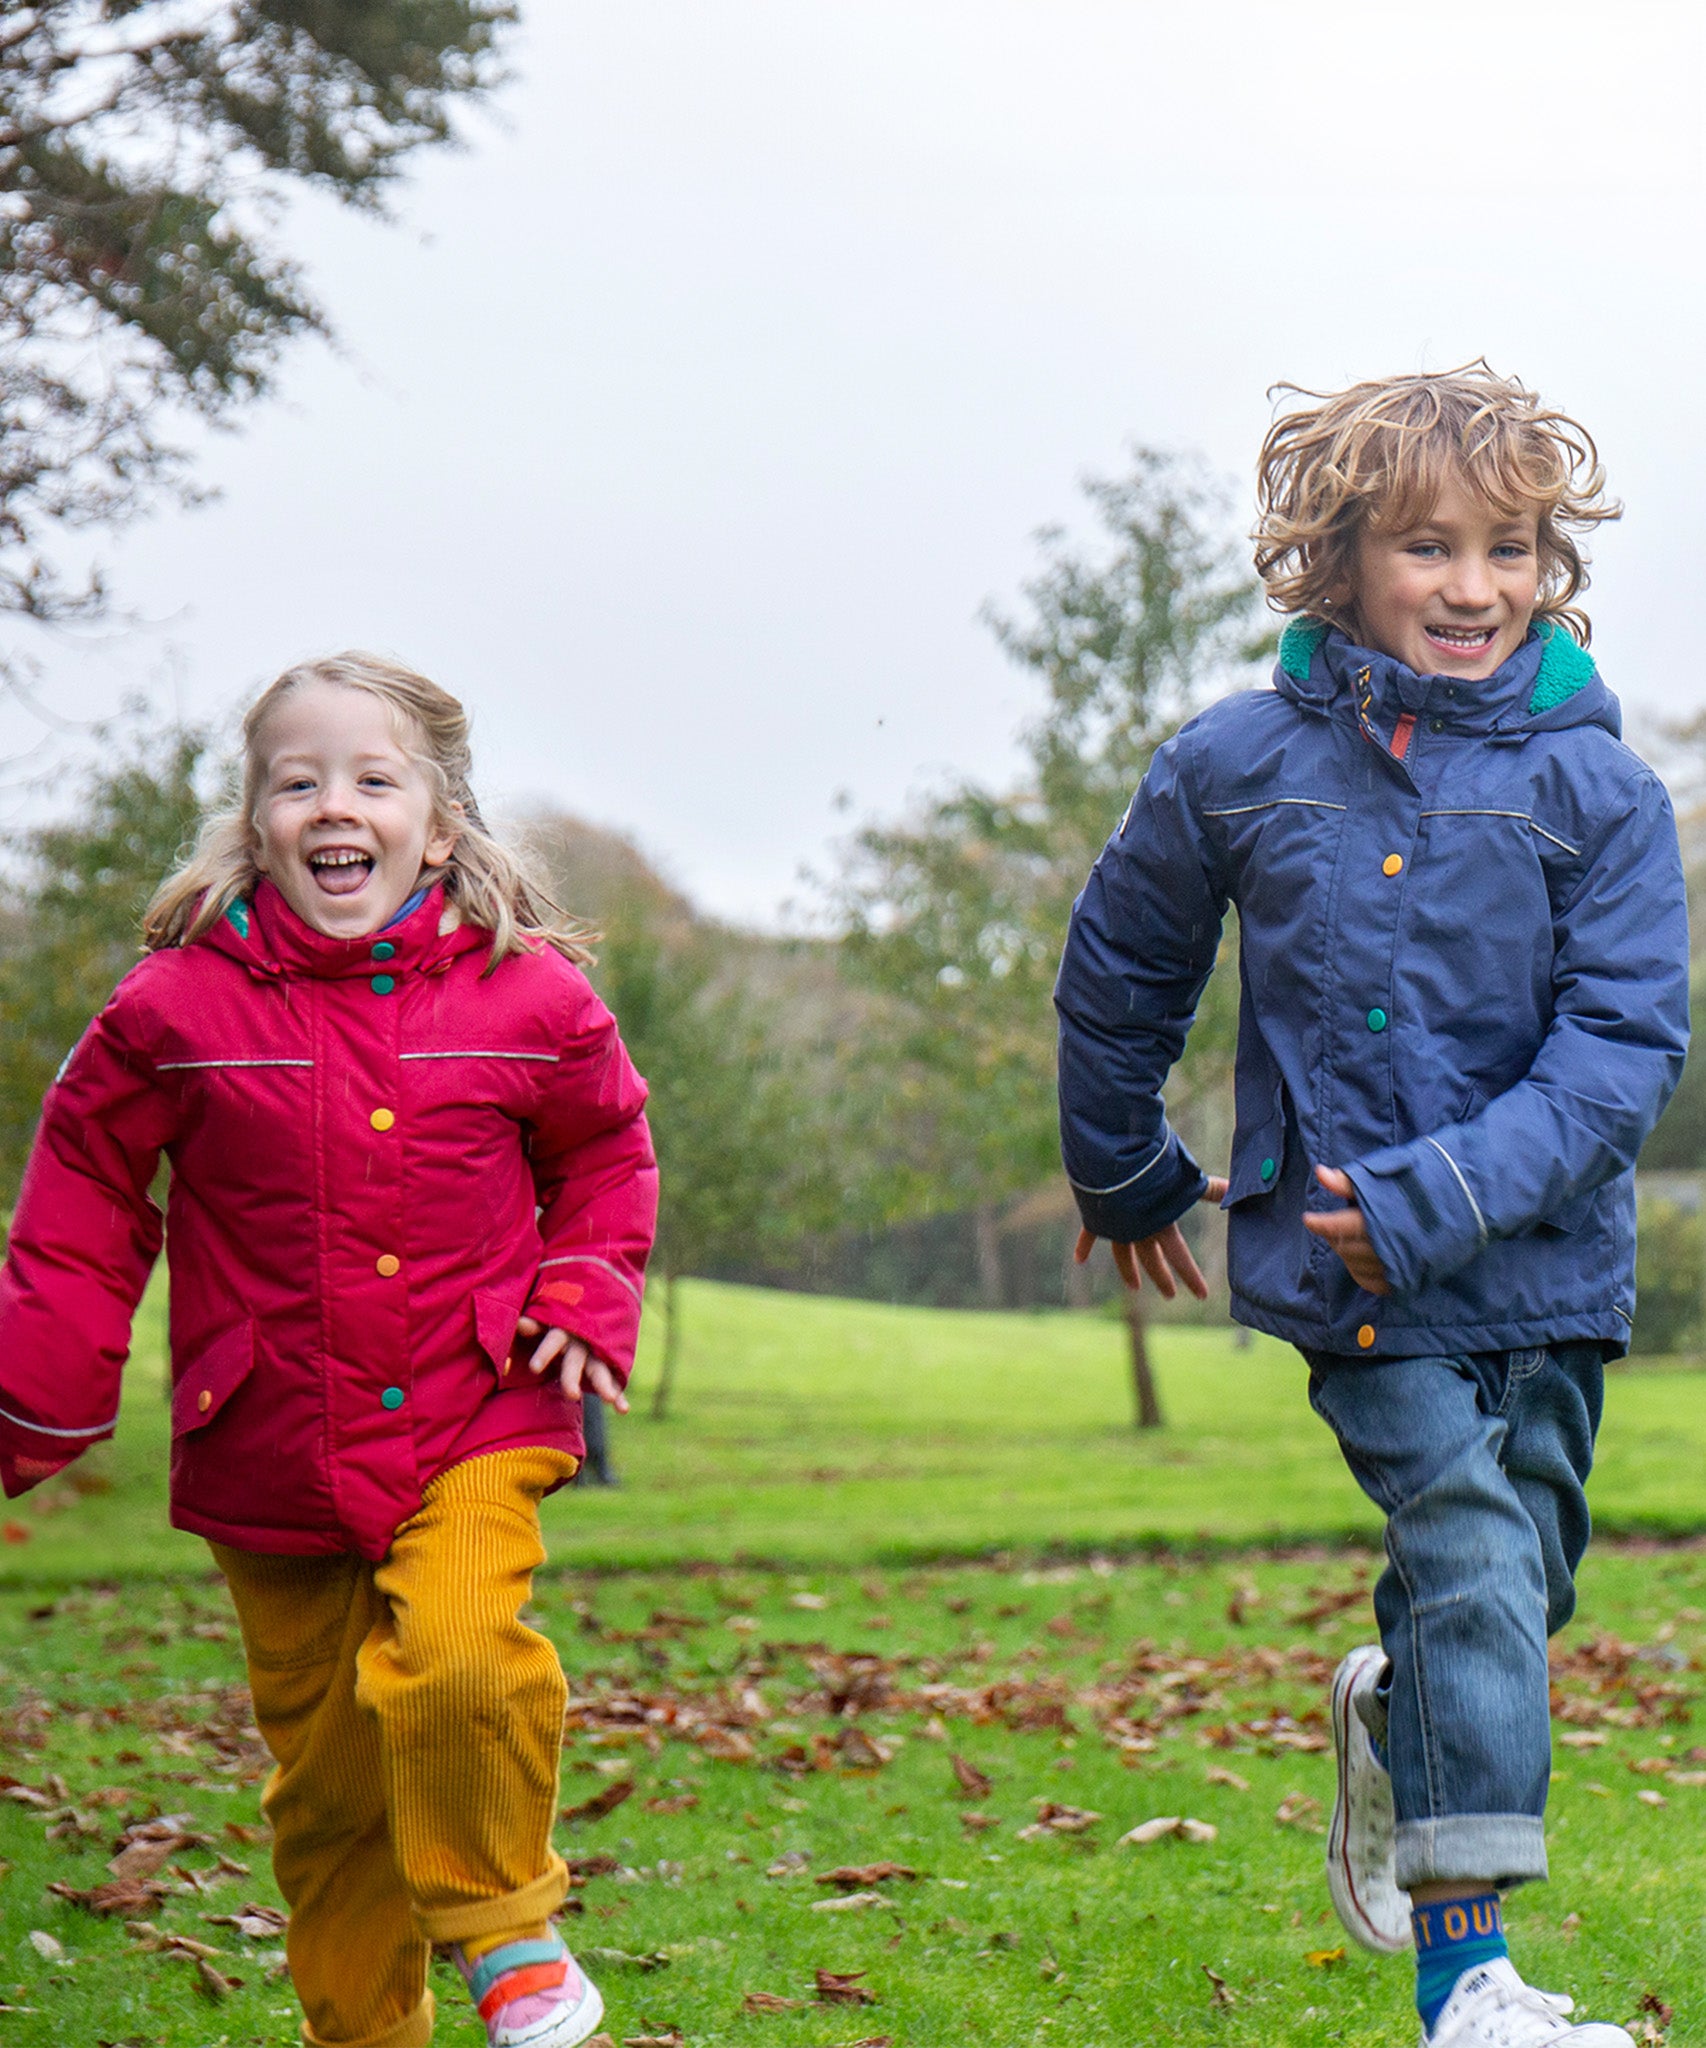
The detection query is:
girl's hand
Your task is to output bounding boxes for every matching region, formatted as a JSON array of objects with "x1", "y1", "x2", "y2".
[
  {"x1": 1302, "y1": 1165, "x2": 1393, "y2": 1295},
  {"x1": 1073, "y1": 1176, "x2": 1230, "y2": 1300},
  {"x1": 514, "y1": 1318, "x2": 632, "y2": 1412}
]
